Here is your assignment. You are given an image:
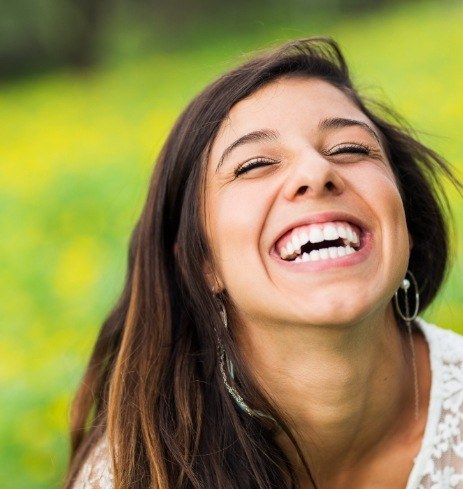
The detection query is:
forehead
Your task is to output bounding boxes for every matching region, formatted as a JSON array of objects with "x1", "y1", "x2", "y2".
[{"x1": 209, "y1": 77, "x2": 372, "y2": 161}]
